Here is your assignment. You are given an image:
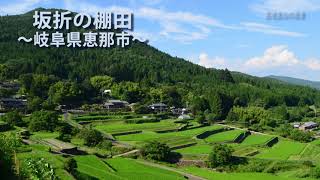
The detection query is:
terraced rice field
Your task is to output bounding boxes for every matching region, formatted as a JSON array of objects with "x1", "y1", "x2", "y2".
[
  {"x1": 204, "y1": 129, "x2": 245, "y2": 143},
  {"x1": 74, "y1": 155, "x2": 184, "y2": 180},
  {"x1": 116, "y1": 125, "x2": 223, "y2": 147},
  {"x1": 255, "y1": 140, "x2": 307, "y2": 160},
  {"x1": 240, "y1": 134, "x2": 274, "y2": 146},
  {"x1": 106, "y1": 158, "x2": 185, "y2": 180},
  {"x1": 95, "y1": 120, "x2": 180, "y2": 134},
  {"x1": 182, "y1": 166, "x2": 316, "y2": 180},
  {"x1": 175, "y1": 144, "x2": 212, "y2": 154}
]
